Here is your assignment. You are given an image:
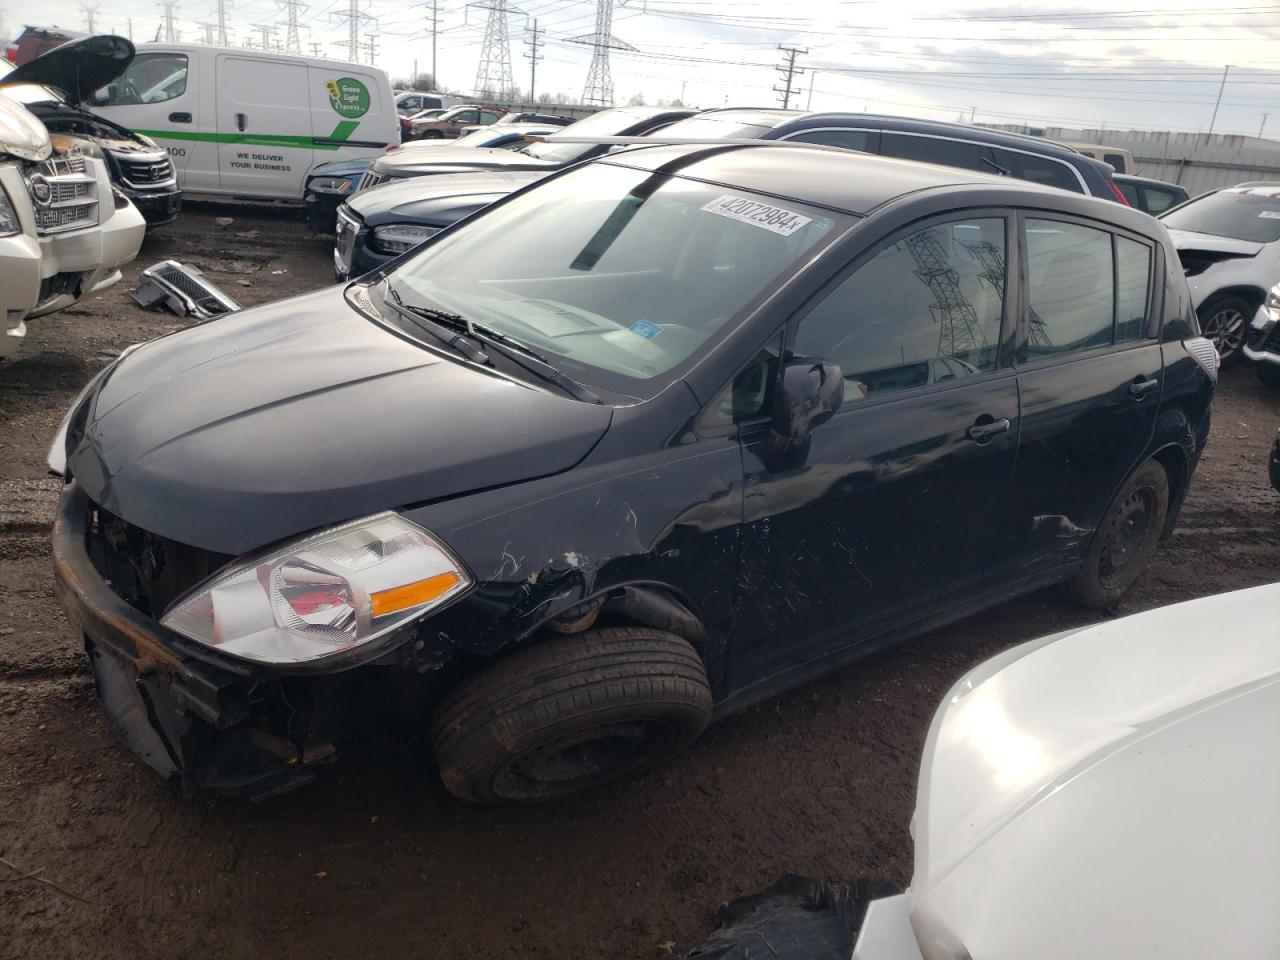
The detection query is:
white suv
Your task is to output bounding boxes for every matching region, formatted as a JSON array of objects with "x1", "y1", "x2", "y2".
[{"x1": 0, "y1": 95, "x2": 144, "y2": 358}]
